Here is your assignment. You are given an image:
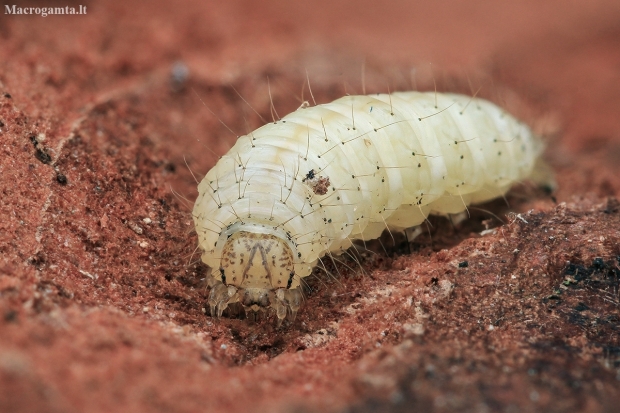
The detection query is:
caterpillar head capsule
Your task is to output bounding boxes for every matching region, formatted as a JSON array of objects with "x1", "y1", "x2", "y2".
[{"x1": 207, "y1": 230, "x2": 302, "y2": 325}]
